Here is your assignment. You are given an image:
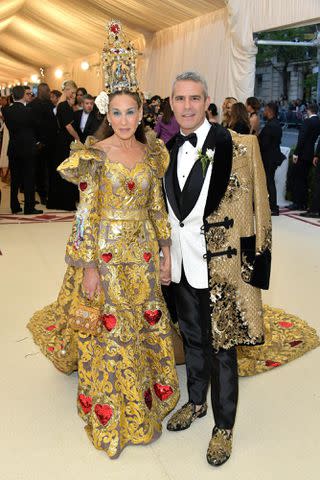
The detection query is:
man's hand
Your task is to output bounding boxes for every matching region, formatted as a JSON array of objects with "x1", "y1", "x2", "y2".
[
  {"x1": 0, "y1": 167, "x2": 8, "y2": 178},
  {"x1": 160, "y1": 256, "x2": 171, "y2": 286},
  {"x1": 82, "y1": 267, "x2": 101, "y2": 300},
  {"x1": 313, "y1": 156, "x2": 319, "y2": 167},
  {"x1": 292, "y1": 154, "x2": 298, "y2": 164}
]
